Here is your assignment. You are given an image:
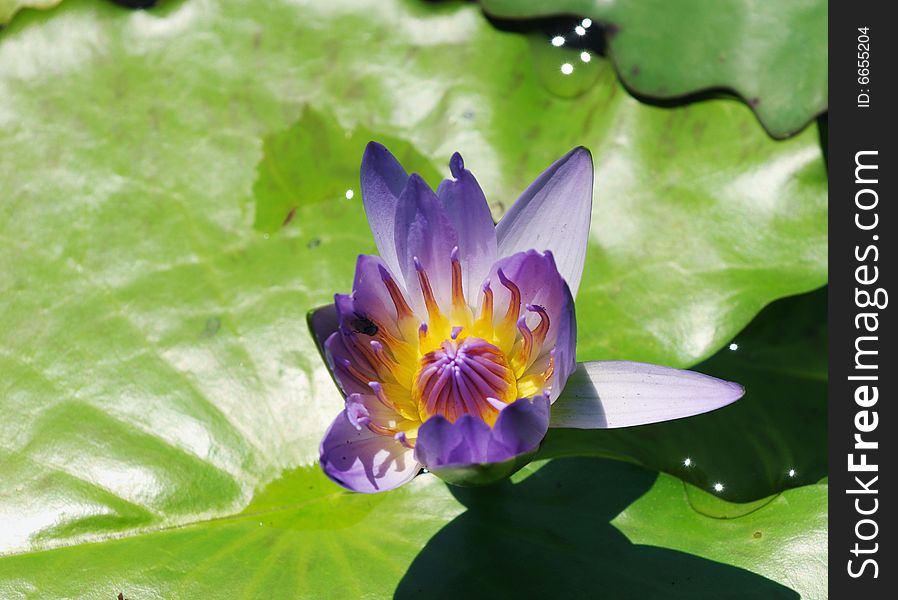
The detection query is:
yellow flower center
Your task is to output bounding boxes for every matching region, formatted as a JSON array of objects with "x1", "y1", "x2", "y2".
[{"x1": 358, "y1": 255, "x2": 556, "y2": 443}]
